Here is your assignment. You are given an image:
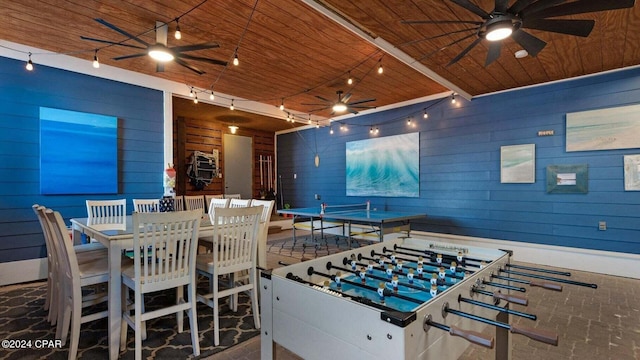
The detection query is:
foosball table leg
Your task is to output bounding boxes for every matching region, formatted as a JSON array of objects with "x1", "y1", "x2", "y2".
[
  {"x1": 260, "y1": 271, "x2": 276, "y2": 360},
  {"x1": 495, "y1": 307, "x2": 512, "y2": 360}
]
